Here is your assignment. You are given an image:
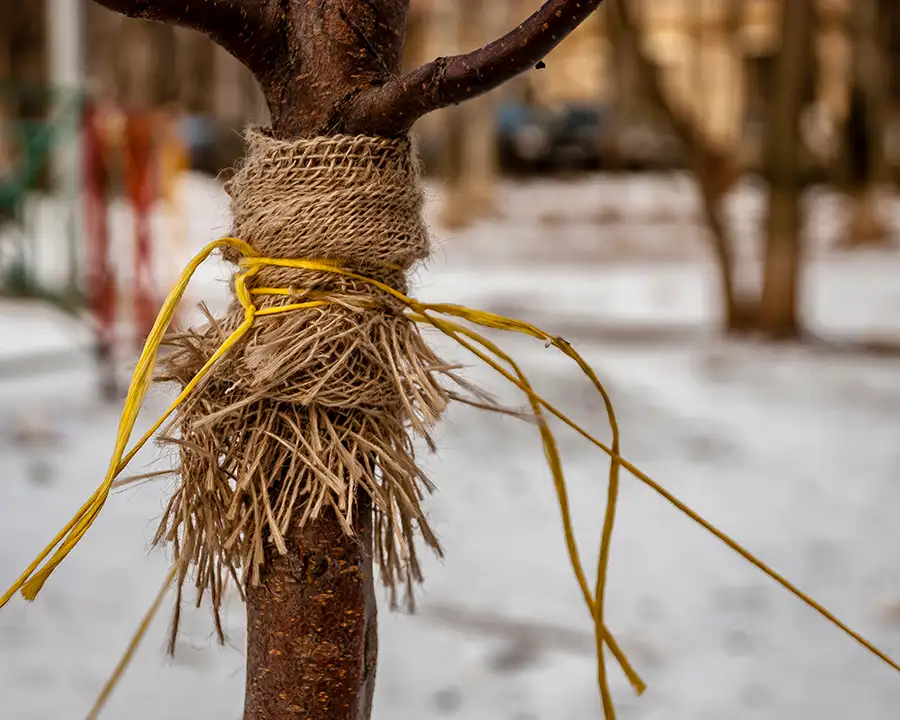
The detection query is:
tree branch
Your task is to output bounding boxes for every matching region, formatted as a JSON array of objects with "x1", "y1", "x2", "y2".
[
  {"x1": 89, "y1": 0, "x2": 278, "y2": 76},
  {"x1": 345, "y1": 0, "x2": 606, "y2": 135}
]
